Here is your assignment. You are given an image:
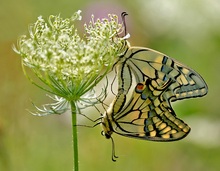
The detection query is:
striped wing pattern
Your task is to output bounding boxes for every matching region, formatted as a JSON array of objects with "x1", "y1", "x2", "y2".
[
  {"x1": 111, "y1": 78, "x2": 190, "y2": 141},
  {"x1": 118, "y1": 46, "x2": 208, "y2": 102}
]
